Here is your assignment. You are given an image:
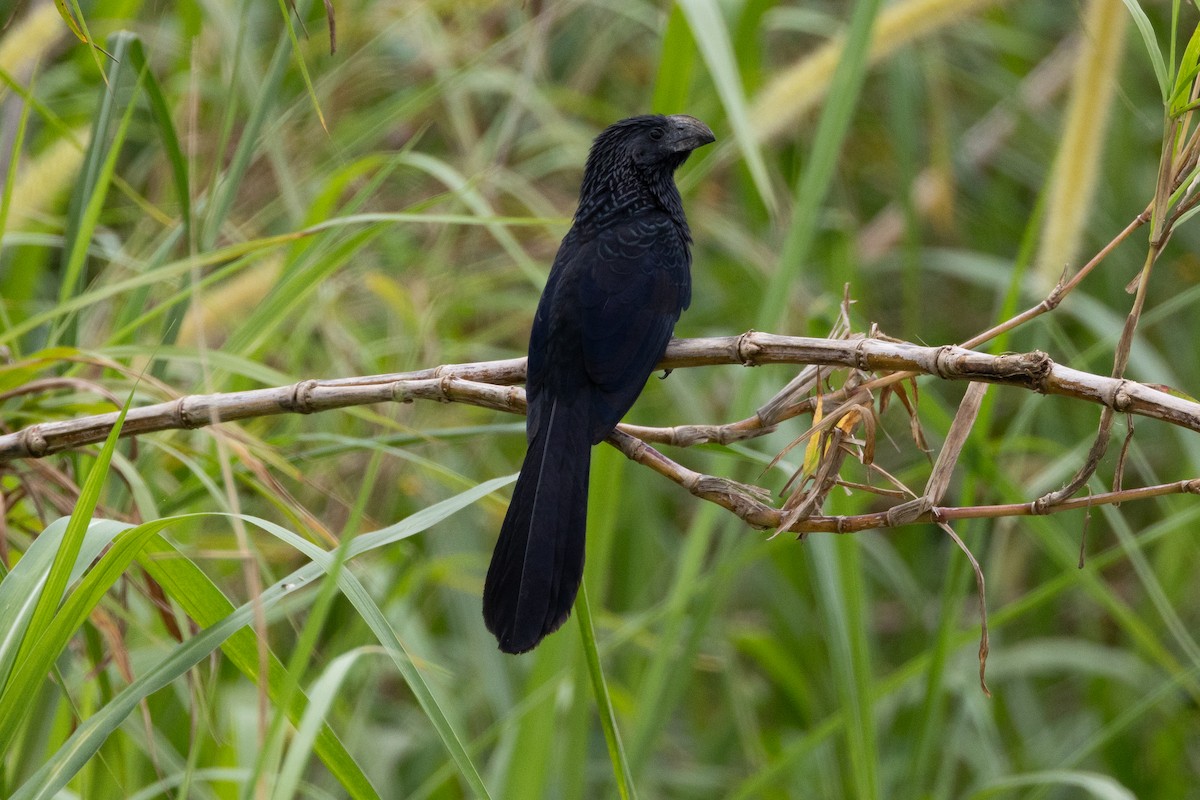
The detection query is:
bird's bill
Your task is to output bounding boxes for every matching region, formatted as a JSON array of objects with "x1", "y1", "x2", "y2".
[{"x1": 664, "y1": 115, "x2": 716, "y2": 152}]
